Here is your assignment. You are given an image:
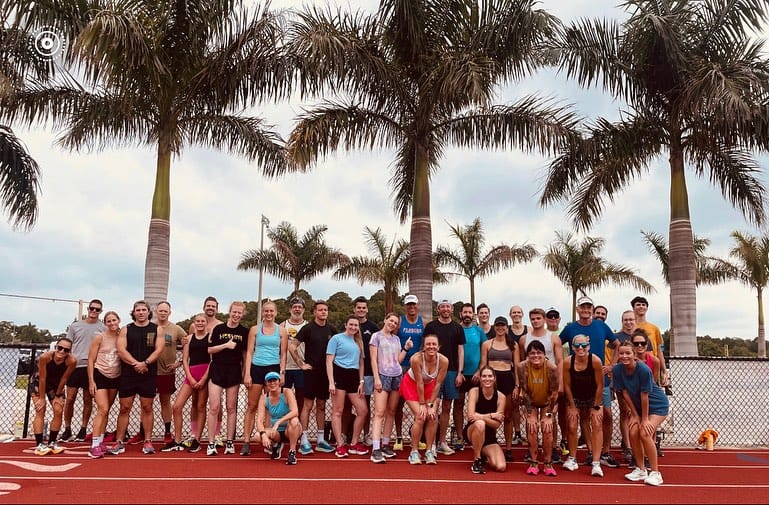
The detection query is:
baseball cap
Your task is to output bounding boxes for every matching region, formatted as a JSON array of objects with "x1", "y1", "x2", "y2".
[
  {"x1": 403, "y1": 294, "x2": 419, "y2": 305},
  {"x1": 265, "y1": 371, "x2": 281, "y2": 382},
  {"x1": 545, "y1": 307, "x2": 560, "y2": 318},
  {"x1": 289, "y1": 297, "x2": 305, "y2": 307},
  {"x1": 437, "y1": 299, "x2": 453, "y2": 307},
  {"x1": 493, "y1": 316, "x2": 509, "y2": 326},
  {"x1": 576, "y1": 295, "x2": 594, "y2": 306}
]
